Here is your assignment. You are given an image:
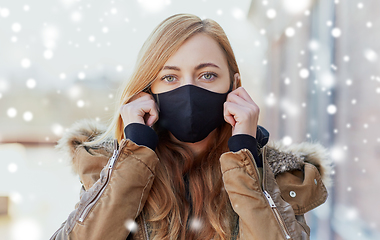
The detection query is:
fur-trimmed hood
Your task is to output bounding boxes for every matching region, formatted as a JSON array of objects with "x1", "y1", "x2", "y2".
[{"x1": 56, "y1": 119, "x2": 333, "y2": 187}]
